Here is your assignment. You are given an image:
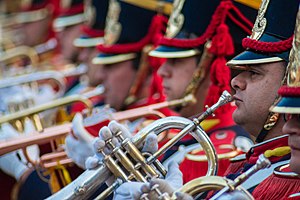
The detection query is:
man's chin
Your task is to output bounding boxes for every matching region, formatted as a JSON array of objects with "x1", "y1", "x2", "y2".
[
  {"x1": 166, "y1": 94, "x2": 183, "y2": 102},
  {"x1": 104, "y1": 97, "x2": 113, "y2": 107},
  {"x1": 165, "y1": 96, "x2": 173, "y2": 102},
  {"x1": 232, "y1": 109, "x2": 244, "y2": 125}
]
